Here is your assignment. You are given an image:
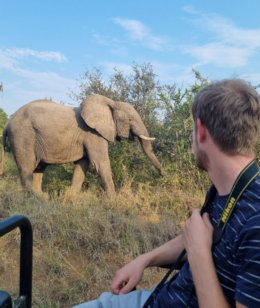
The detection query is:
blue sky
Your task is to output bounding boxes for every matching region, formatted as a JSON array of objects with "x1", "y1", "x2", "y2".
[{"x1": 1, "y1": 0, "x2": 260, "y2": 115}]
